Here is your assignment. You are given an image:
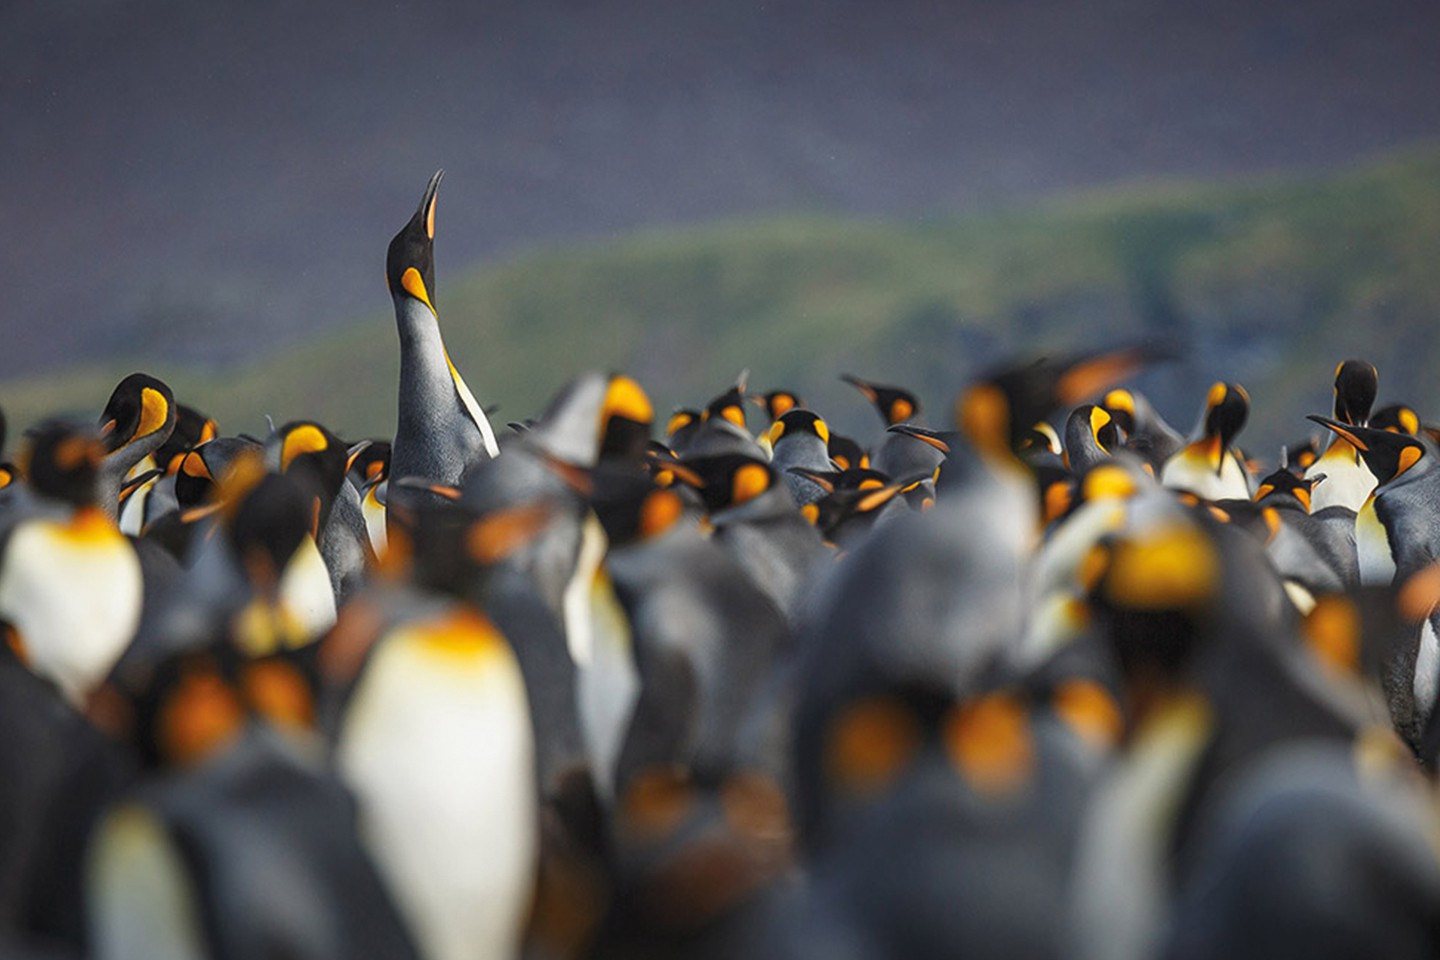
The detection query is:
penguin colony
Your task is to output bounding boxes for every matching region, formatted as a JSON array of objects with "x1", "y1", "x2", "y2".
[{"x1": 1, "y1": 174, "x2": 1439, "y2": 960}]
